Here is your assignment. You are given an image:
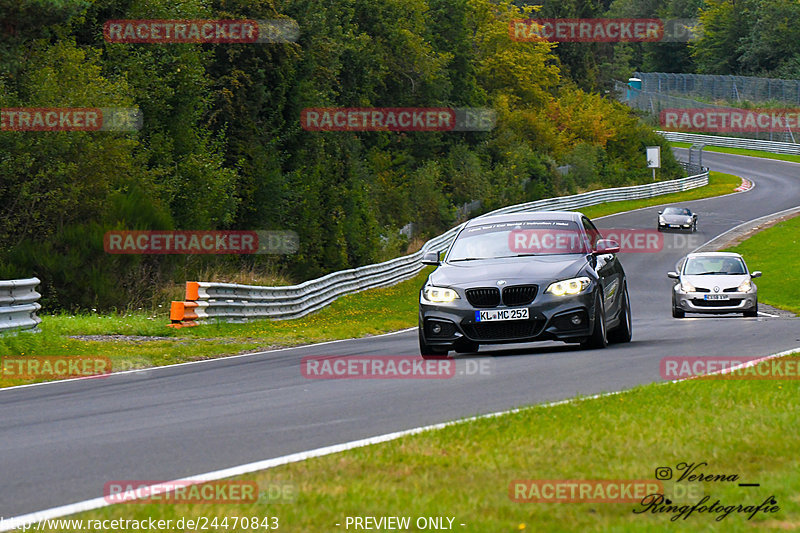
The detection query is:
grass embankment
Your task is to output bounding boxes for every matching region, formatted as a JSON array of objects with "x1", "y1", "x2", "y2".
[
  {"x1": 55, "y1": 358, "x2": 800, "y2": 532},
  {"x1": 0, "y1": 270, "x2": 430, "y2": 387},
  {"x1": 579, "y1": 171, "x2": 742, "y2": 219},
  {"x1": 725, "y1": 214, "x2": 800, "y2": 315},
  {"x1": 0, "y1": 170, "x2": 745, "y2": 386},
  {"x1": 670, "y1": 141, "x2": 800, "y2": 165}
]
